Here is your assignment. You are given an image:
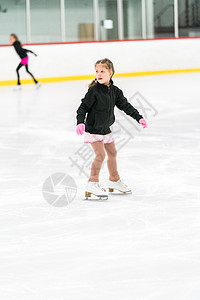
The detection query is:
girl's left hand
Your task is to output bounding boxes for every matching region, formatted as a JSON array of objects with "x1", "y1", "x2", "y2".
[{"x1": 139, "y1": 118, "x2": 147, "y2": 129}]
